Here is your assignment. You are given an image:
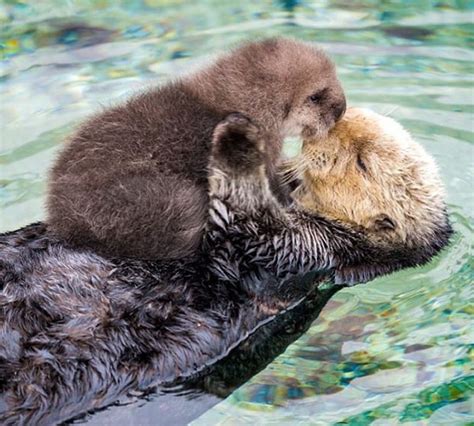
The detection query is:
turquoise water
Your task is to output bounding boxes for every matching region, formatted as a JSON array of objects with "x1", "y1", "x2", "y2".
[{"x1": 1, "y1": 1, "x2": 473, "y2": 425}]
